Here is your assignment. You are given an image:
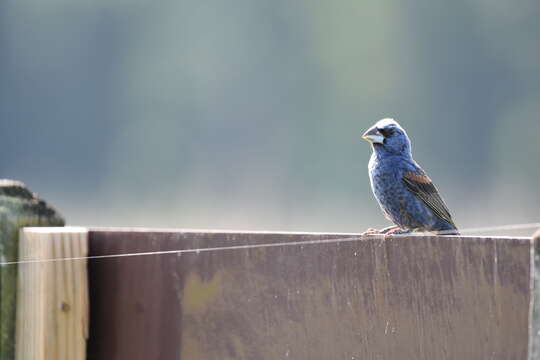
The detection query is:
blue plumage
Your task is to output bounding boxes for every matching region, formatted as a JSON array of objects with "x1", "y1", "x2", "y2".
[{"x1": 362, "y1": 118, "x2": 459, "y2": 235}]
